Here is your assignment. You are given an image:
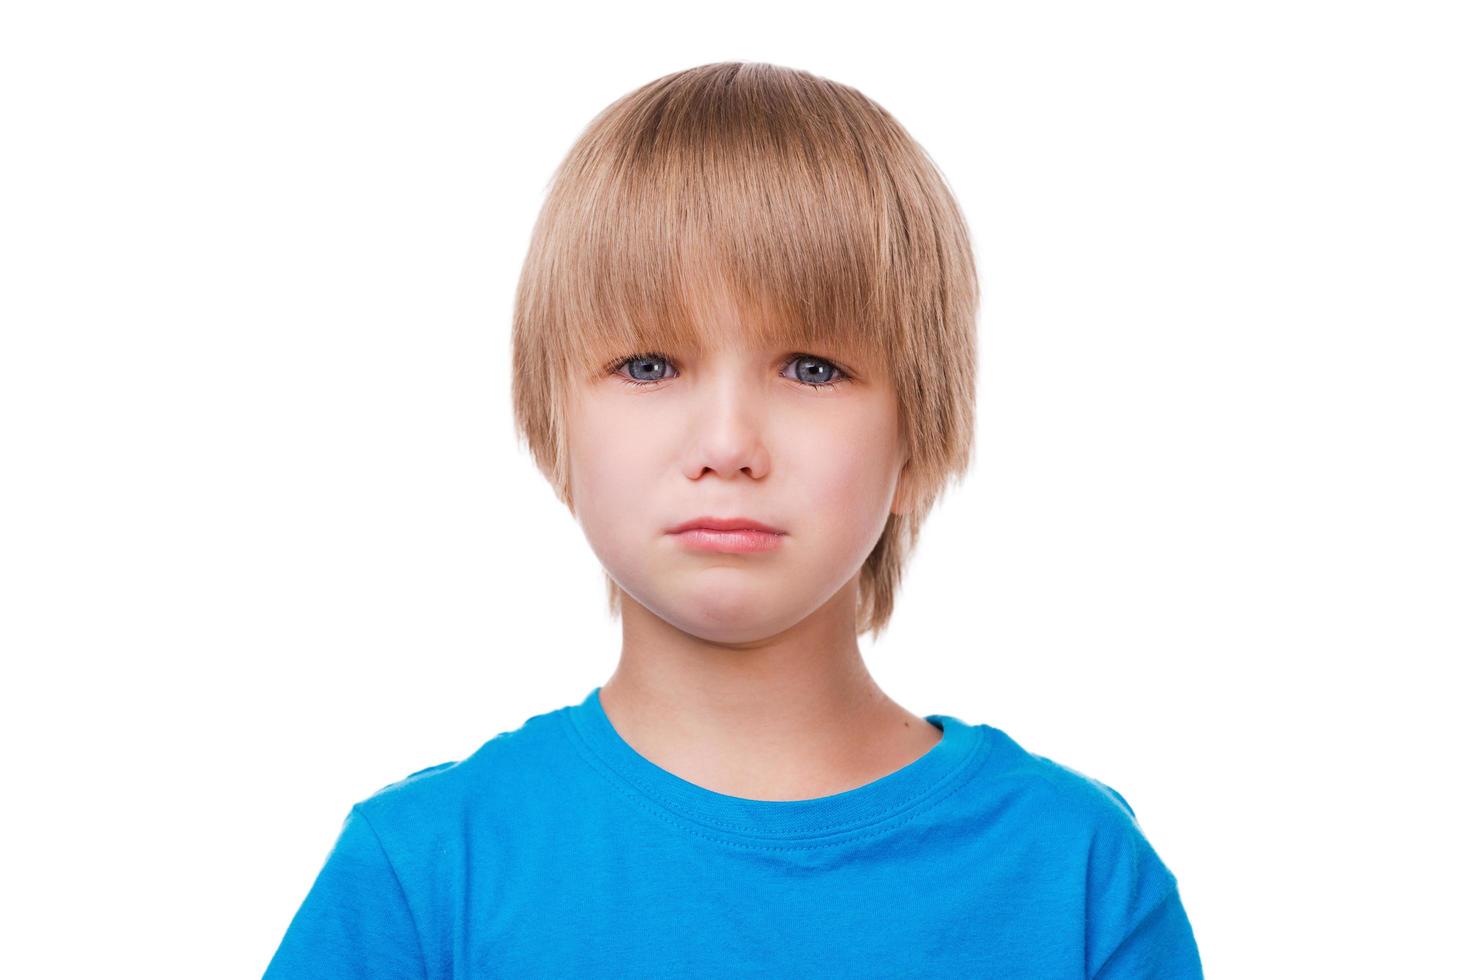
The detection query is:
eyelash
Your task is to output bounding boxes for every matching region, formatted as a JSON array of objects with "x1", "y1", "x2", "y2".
[{"x1": 606, "y1": 352, "x2": 853, "y2": 393}]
